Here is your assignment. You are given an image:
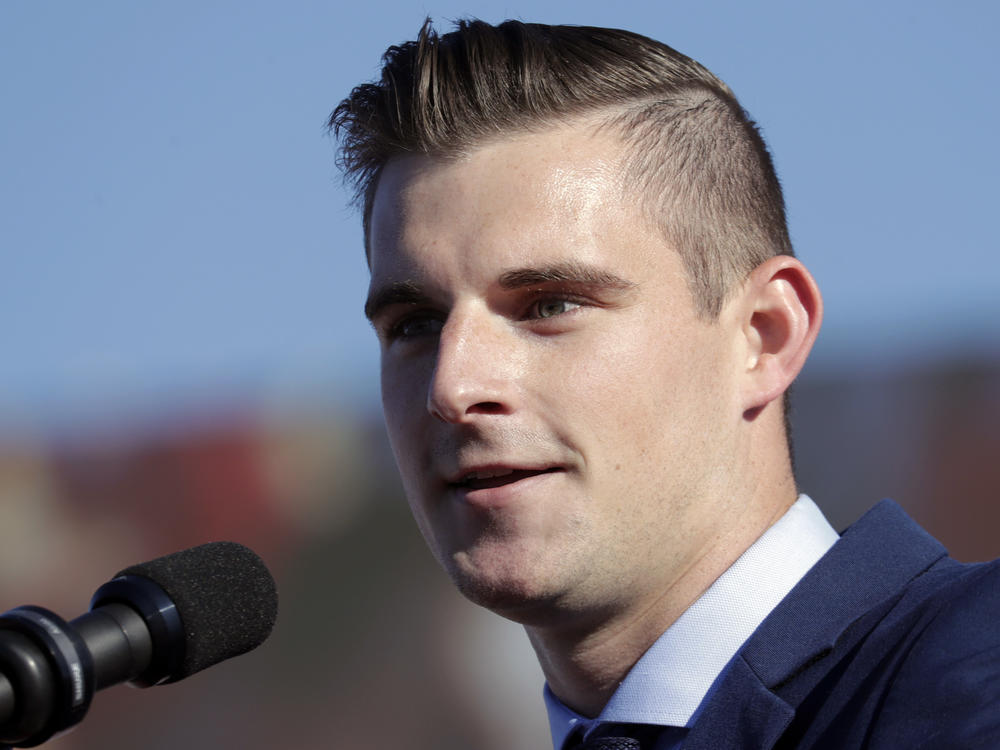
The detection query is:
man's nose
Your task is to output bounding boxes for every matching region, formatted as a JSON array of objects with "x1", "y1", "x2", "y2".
[{"x1": 426, "y1": 311, "x2": 517, "y2": 423}]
